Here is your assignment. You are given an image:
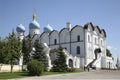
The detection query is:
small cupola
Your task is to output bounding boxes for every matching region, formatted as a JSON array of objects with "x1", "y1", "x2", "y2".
[{"x1": 66, "y1": 22, "x2": 71, "y2": 30}]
